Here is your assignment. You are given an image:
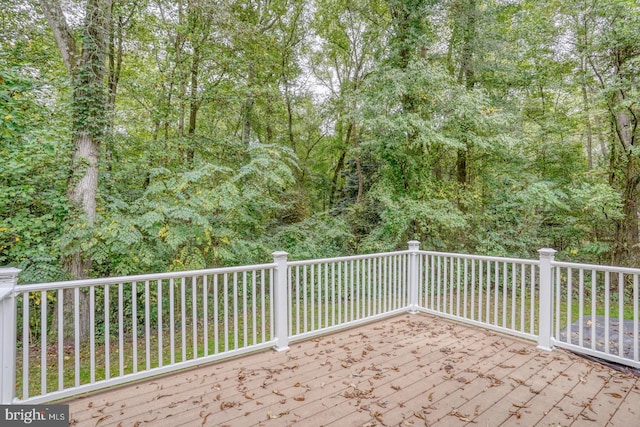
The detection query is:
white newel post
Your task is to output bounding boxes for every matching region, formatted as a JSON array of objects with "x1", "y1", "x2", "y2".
[
  {"x1": 408, "y1": 241, "x2": 420, "y2": 313},
  {"x1": 537, "y1": 249, "x2": 556, "y2": 351},
  {"x1": 0, "y1": 267, "x2": 20, "y2": 404},
  {"x1": 272, "y1": 252, "x2": 290, "y2": 352}
]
